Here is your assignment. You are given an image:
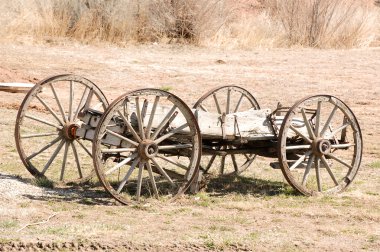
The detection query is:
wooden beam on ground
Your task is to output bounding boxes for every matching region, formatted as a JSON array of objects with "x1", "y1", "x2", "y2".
[{"x1": 0, "y1": 83, "x2": 35, "y2": 93}]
